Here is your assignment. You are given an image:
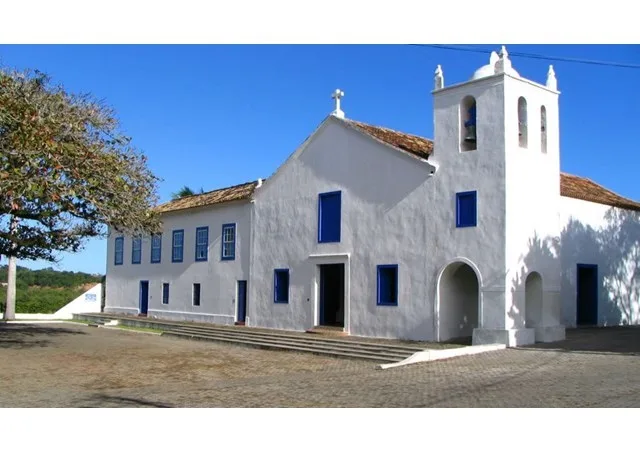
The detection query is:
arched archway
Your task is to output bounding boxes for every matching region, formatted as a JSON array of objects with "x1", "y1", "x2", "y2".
[
  {"x1": 525, "y1": 271, "x2": 543, "y2": 329},
  {"x1": 460, "y1": 96, "x2": 477, "y2": 152},
  {"x1": 437, "y1": 261, "x2": 480, "y2": 342},
  {"x1": 540, "y1": 106, "x2": 547, "y2": 154},
  {"x1": 518, "y1": 96, "x2": 528, "y2": 148}
]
